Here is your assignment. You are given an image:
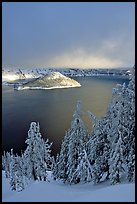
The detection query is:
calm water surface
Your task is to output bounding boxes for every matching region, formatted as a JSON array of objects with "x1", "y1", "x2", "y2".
[{"x1": 2, "y1": 76, "x2": 129, "y2": 156}]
